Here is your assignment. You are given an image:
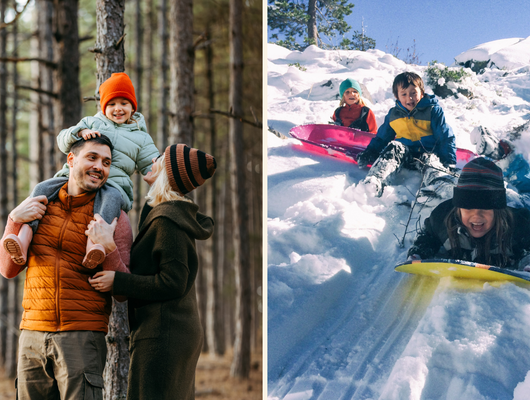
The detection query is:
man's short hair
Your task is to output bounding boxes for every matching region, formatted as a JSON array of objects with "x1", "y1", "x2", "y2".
[
  {"x1": 70, "y1": 134, "x2": 114, "y2": 156},
  {"x1": 392, "y1": 72, "x2": 425, "y2": 98}
]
